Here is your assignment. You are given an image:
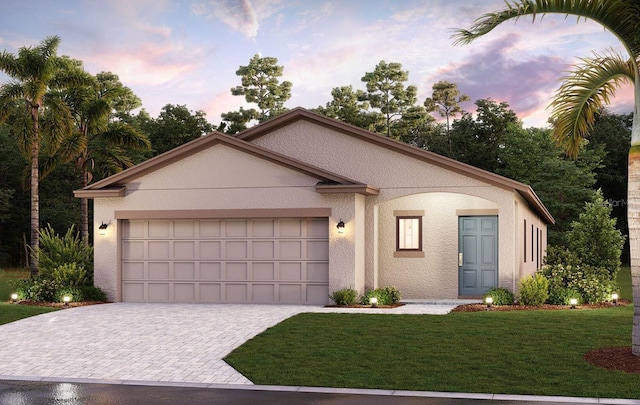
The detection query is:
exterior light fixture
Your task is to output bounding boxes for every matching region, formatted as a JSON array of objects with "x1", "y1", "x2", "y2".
[
  {"x1": 10, "y1": 293, "x2": 18, "y2": 303},
  {"x1": 569, "y1": 298, "x2": 578, "y2": 309},
  {"x1": 336, "y1": 219, "x2": 345, "y2": 234},
  {"x1": 485, "y1": 296, "x2": 493, "y2": 309},
  {"x1": 63, "y1": 295, "x2": 71, "y2": 306},
  {"x1": 611, "y1": 293, "x2": 619, "y2": 306},
  {"x1": 369, "y1": 297, "x2": 378, "y2": 307},
  {"x1": 99, "y1": 222, "x2": 108, "y2": 235}
]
